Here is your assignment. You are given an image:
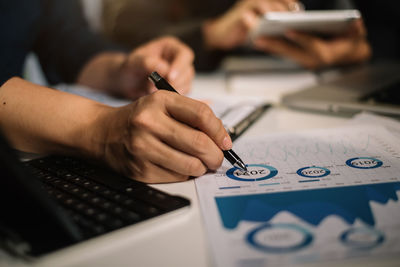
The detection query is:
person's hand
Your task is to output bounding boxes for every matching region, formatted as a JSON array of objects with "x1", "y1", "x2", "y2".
[
  {"x1": 98, "y1": 90, "x2": 232, "y2": 183},
  {"x1": 77, "y1": 36, "x2": 194, "y2": 99},
  {"x1": 115, "y1": 36, "x2": 195, "y2": 99},
  {"x1": 253, "y1": 19, "x2": 371, "y2": 69},
  {"x1": 202, "y1": 0, "x2": 300, "y2": 50}
]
